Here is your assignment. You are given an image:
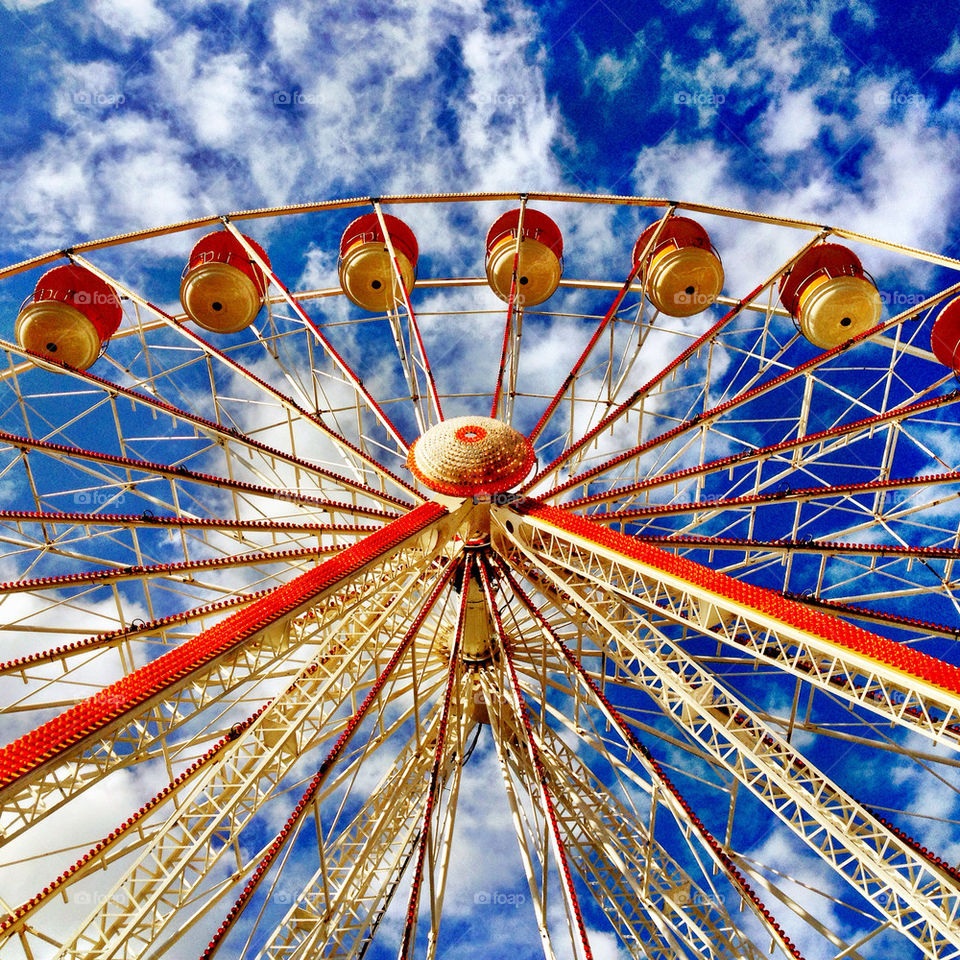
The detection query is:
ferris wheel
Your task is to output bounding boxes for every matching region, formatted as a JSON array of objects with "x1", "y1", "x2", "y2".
[{"x1": 0, "y1": 190, "x2": 959, "y2": 960}]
